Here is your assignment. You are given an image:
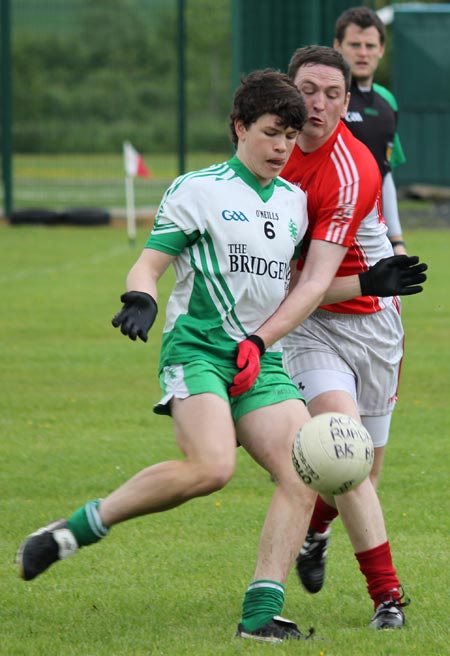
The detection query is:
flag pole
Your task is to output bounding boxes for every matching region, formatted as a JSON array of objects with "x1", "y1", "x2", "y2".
[
  {"x1": 125, "y1": 174, "x2": 136, "y2": 244},
  {"x1": 123, "y1": 140, "x2": 151, "y2": 245}
]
